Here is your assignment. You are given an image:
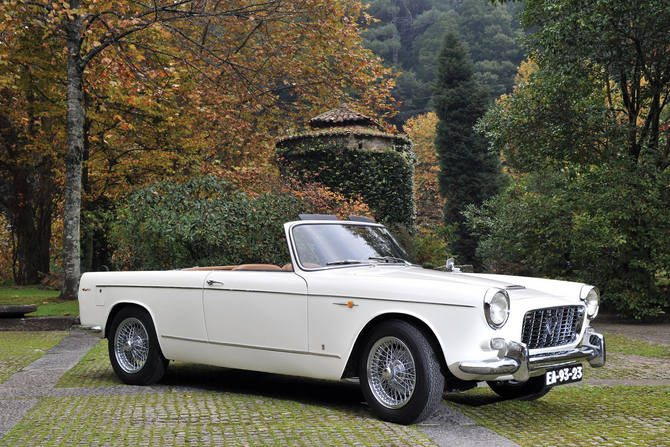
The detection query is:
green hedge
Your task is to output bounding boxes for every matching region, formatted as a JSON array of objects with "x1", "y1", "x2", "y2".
[
  {"x1": 277, "y1": 142, "x2": 417, "y2": 226},
  {"x1": 110, "y1": 177, "x2": 304, "y2": 270}
]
